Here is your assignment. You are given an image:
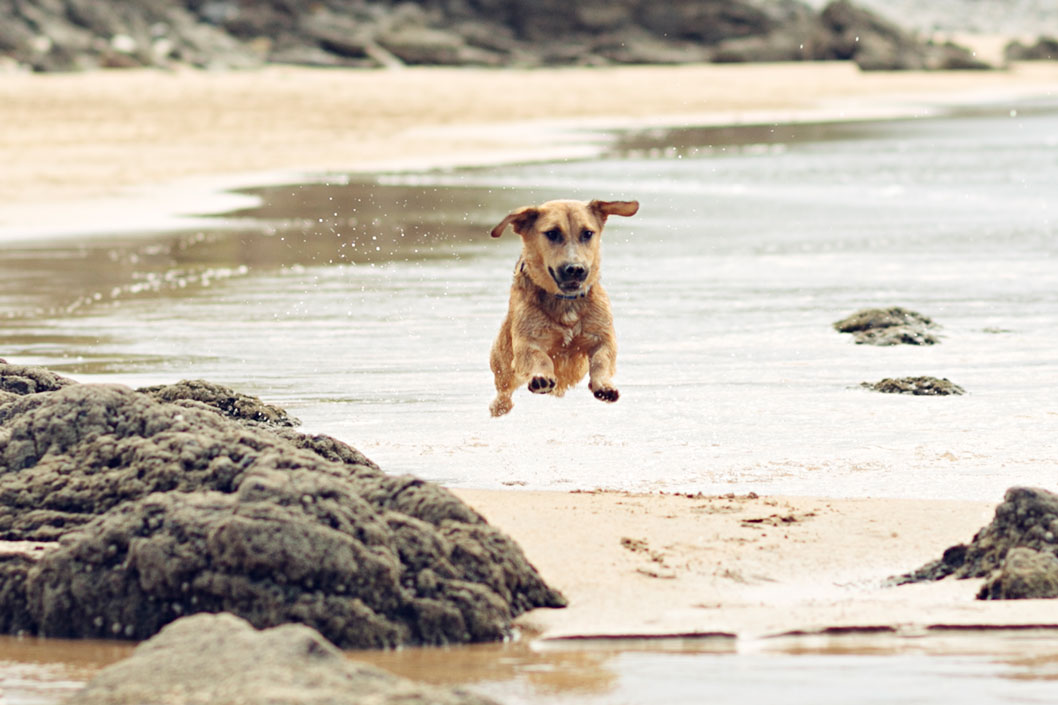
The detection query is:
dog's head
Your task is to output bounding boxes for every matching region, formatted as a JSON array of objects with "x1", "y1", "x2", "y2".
[{"x1": 490, "y1": 199, "x2": 639, "y2": 297}]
